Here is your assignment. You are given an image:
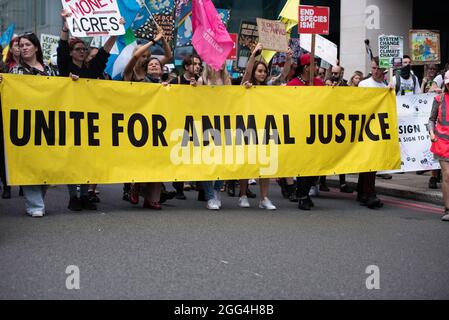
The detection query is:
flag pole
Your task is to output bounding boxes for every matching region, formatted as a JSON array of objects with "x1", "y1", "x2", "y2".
[
  {"x1": 138, "y1": 0, "x2": 160, "y2": 28},
  {"x1": 309, "y1": 34, "x2": 316, "y2": 86}
]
